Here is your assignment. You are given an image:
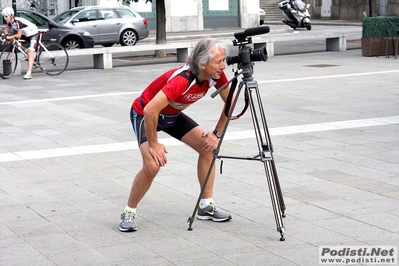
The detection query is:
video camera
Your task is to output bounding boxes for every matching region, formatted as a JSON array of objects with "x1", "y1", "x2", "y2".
[{"x1": 226, "y1": 26, "x2": 270, "y2": 66}]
